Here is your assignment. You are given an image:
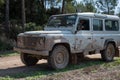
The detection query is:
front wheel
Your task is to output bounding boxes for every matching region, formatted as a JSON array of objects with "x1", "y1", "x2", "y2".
[
  {"x1": 101, "y1": 43, "x2": 115, "y2": 62},
  {"x1": 20, "y1": 53, "x2": 39, "y2": 66},
  {"x1": 48, "y1": 45, "x2": 69, "y2": 69}
]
